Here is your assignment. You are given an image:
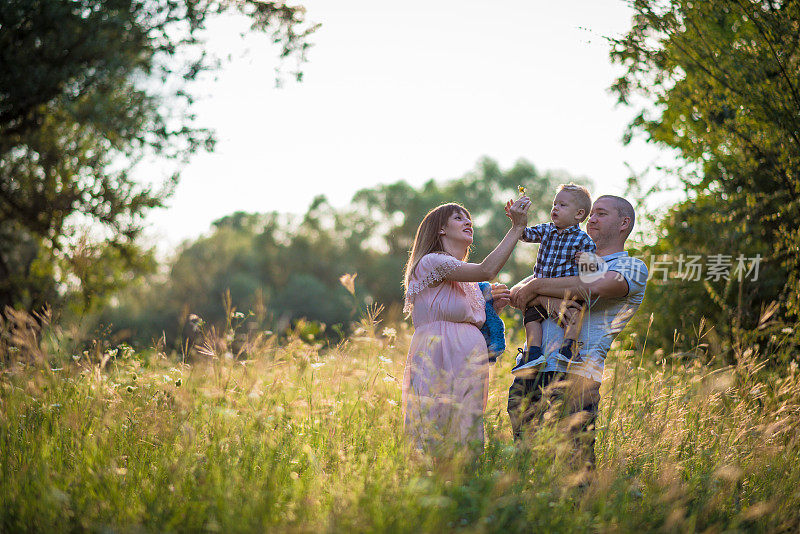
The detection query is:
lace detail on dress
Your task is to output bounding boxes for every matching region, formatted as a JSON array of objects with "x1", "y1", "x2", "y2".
[
  {"x1": 464, "y1": 282, "x2": 486, "y2": 318},
  {"x1": 403, "y1": 253, "x2": 461, "y2": 314}
]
